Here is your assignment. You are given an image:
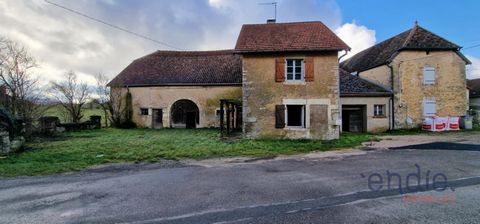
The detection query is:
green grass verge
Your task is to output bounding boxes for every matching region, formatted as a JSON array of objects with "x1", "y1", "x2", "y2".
[{"x1": 0, "y1": 129, "x2": 377, "y2": 177}]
